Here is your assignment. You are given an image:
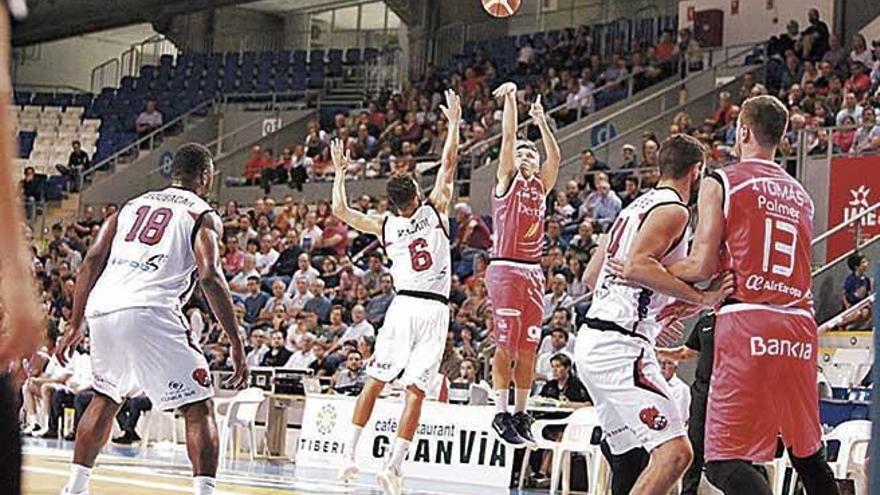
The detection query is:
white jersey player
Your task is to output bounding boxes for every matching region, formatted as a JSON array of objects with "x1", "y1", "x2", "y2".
[
  {"x1": 57, "y1": 144, "x2": 248, "y2": 495},
  {"x1": 332, "y1": 89, "x2": 460, "y2": 495},
  {"x1": 575, "y1": 135, "x2": 733, "y2": 495}
]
